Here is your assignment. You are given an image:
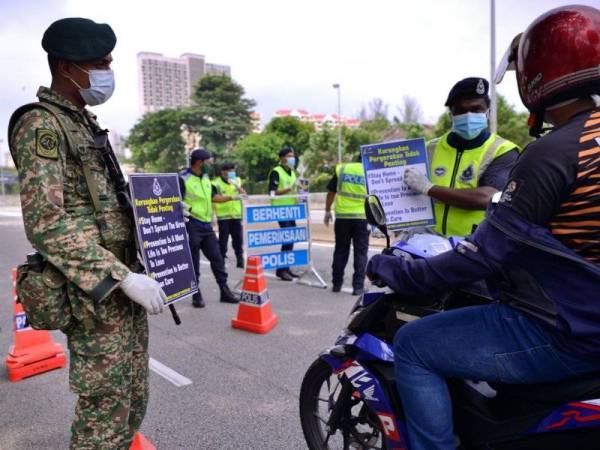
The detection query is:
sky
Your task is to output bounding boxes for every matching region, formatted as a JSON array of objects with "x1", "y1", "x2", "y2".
[{"x1": 1, "y1": 0, "x2": 598, "y2": 162}]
